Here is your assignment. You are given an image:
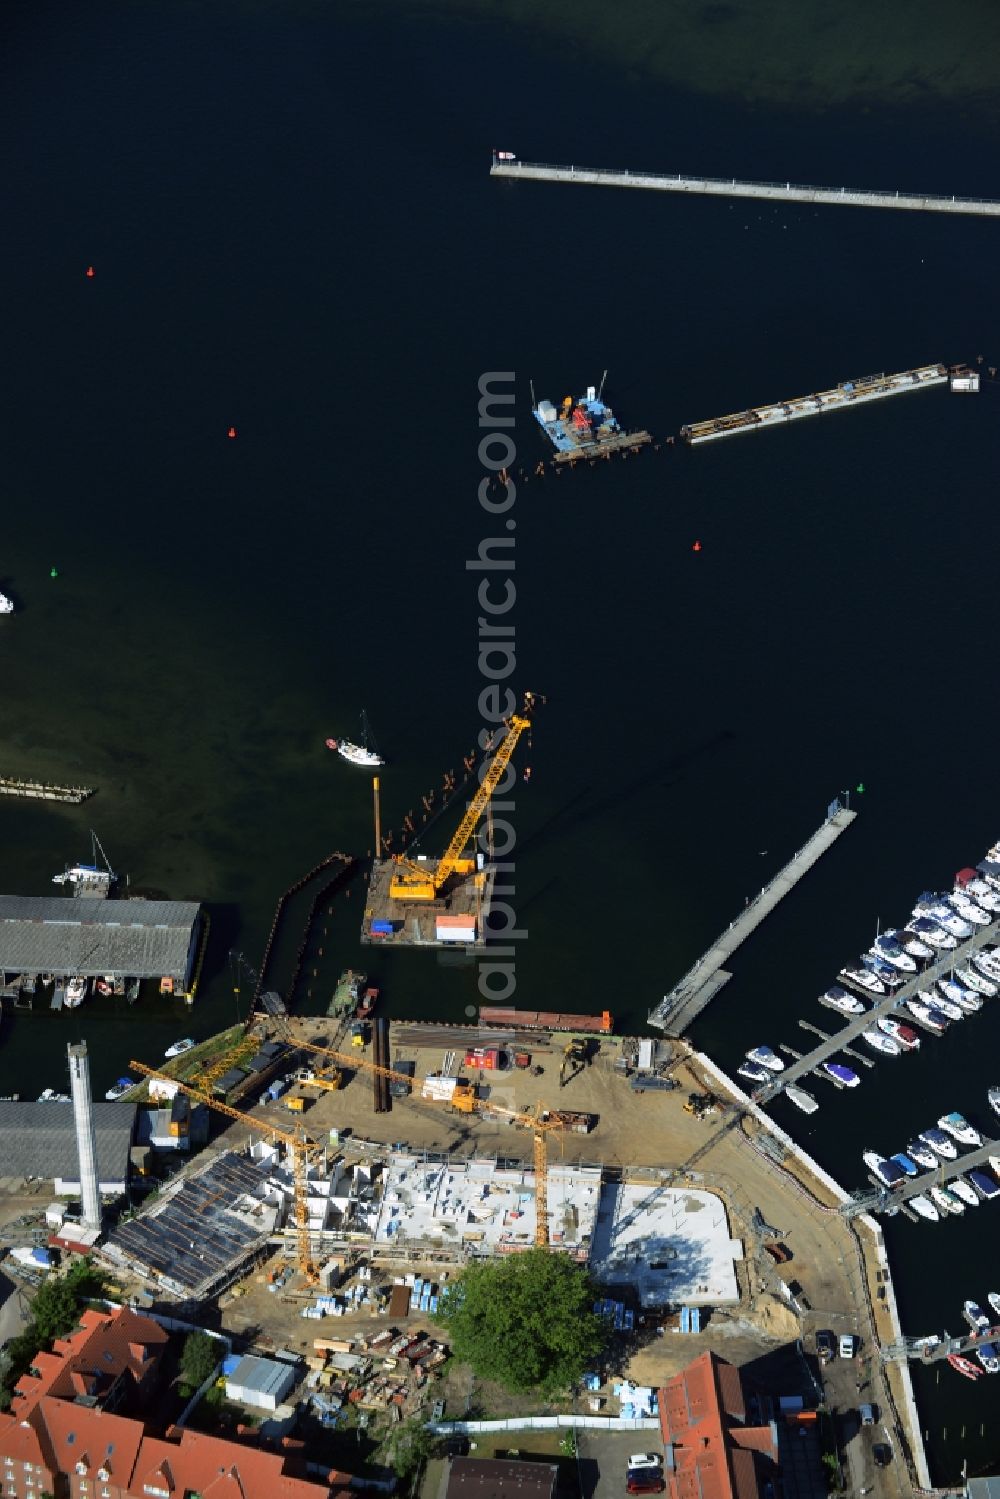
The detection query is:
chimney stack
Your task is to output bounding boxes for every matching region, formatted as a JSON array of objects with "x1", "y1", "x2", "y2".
[{"x1": 67, "y1": 1041, "x2": 102, "y2": 1232}]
